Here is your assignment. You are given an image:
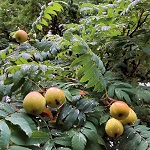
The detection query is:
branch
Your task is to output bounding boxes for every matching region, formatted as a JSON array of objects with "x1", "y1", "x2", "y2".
[
  {"x1": 127, "y1": 59, "x2": 140, "y2": 77},
  {"x1": 129, "y1": 10, "x2": 149, "y2": 37}
]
